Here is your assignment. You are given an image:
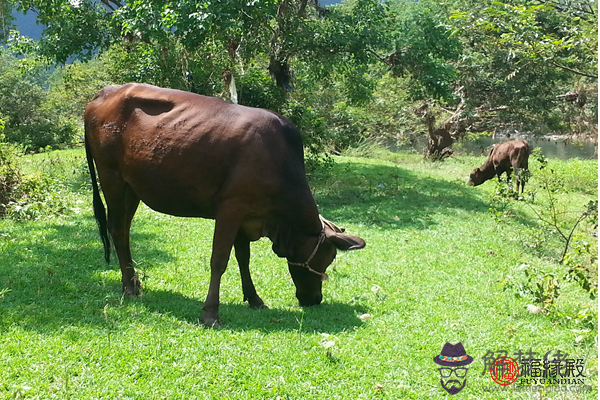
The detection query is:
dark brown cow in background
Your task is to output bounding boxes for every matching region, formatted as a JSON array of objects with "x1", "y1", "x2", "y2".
[
  {"x1": 468, "y1": 140, "x2": 531, "y2": 193},
  {"x1": 84, "y1": 83, "x2": 365, "y2": 327}
]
